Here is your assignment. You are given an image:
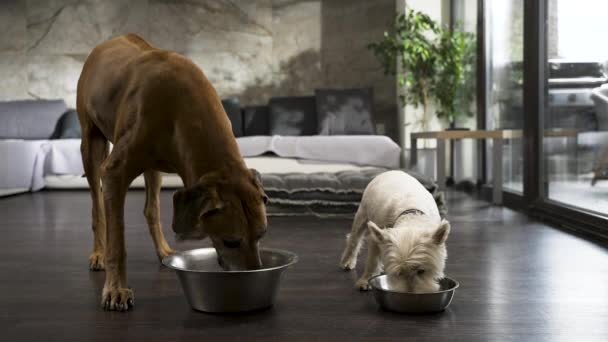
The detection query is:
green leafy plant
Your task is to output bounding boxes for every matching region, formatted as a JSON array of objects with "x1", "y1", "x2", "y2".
[
  {"x1": 368, "y1": 9, "x2": 476, "y2": 127},
  {"x1": 454, "y1": 31, "x2": 477, "y2": 121},
  {"x1": 368, "y1": 9, "x2": 439, "y2": 129},
  {"x1": 435, "y1": 28, "x2": 476, "y2": 124}
]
